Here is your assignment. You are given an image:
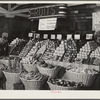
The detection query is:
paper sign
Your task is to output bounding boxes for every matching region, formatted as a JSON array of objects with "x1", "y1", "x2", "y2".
[
  {"x1": 35, "y1": 34, "x2": 40, "y2": 38},
  {"x1": 28, "y1": 33, "x2": 33, "y2": 37},
  {"x1": 92, "y1": 12, "x2": 100, "y2": 31},
  {"x1": 74, "y1": 34, "x2": 80, "y2": 40},
  {"x1": 67, "y1": 34, "x2": 72, "y2": 39},
  {"x1": 44, "y1": 34, "x2": 48, "y2": 39},
  {"x1": 38, "y1": 18, "x2": 57, "y2": 30},
  {"x1": 86, "y1": 34, "x2": 93, "y2": 40},
  {"x1": 57, "y1": 34, "x2": 62, "y2": 40},
  {"x1": 51, "y1": 34, "x2": 55, "y2": 39}
]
